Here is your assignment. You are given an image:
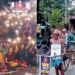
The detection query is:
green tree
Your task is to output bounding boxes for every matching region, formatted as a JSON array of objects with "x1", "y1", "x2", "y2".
[
  {"x1": 39, "y1": 0, "x2": 66, "y2": 26},
  {"x1": 39, "y1": 0, "x2": 65, "y2": 12},
  {"x1": 50, "y1": 8, "x2": 63, "y2": 26}
]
